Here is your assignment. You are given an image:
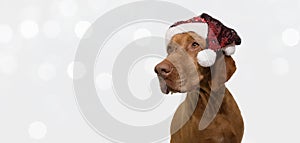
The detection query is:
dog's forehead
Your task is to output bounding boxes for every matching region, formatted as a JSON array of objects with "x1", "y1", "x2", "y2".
[
  {"x1": 167, "y1": 32, "x2": 206, "y2": 52},
  {"x1": 170, "y1": 32, "x2": 204, "y2": 45}
]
